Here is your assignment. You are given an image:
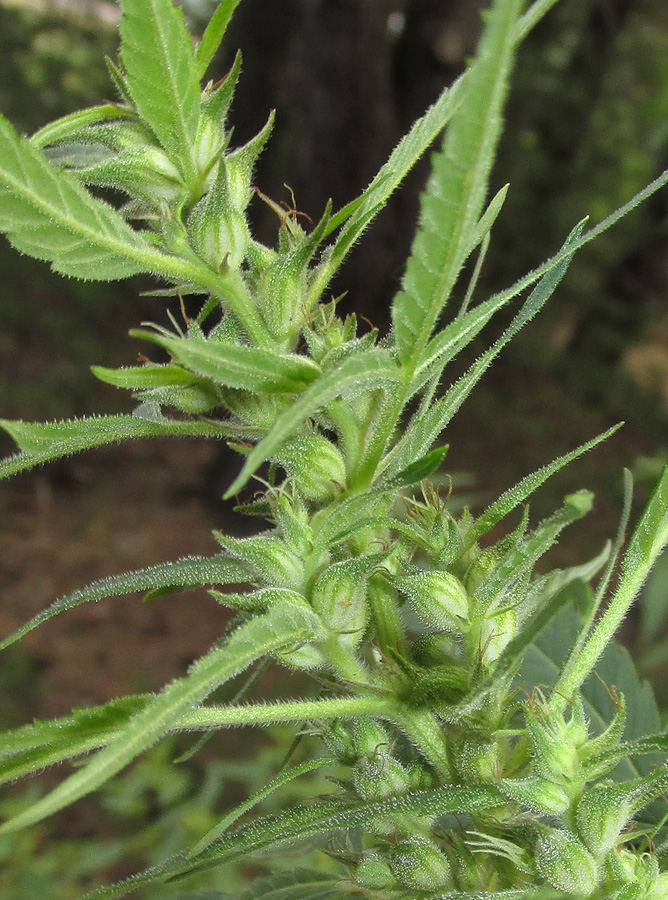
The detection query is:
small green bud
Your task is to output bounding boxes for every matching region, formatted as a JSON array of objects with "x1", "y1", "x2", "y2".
[
  {"x1": 454, "y1": 735, "x2": 500, "y2": 783},
  {"x1": 189, "y1": 202, "x2": 249, "y2": 270},
  {"x1": 395, "y1": 570, "x2": 469, "y2": 631},
  {"x1": 311, "y1": 558, "x2": 368, "y2": 637},
  {"x1": 353, "y1": 854, "x2": 395, "y2": 890},
  {"x1": 535, "y1": 827, "x2": 599, "y2": 895},
  {"x1": 528, "y1": 696, "x2": 587, "y2": 784},
  {"x1": 479, "y1": 606, "x2": 516, "y2": 664},
  {"x1": 576, "y1": 783, "x2": 632, "y2": 858},
  {"x1": 391, "y1": 838, "x2": 452, "y2": 891},
  {"x1": 352, "y1": 756, "x2": 409, "y2": 802},
  {"x1": 277, "y1": 434, "x2": 346, "y2": 502},
  {"x1": 352, "y1": 717, "x2": 389, "y2": 759}
]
